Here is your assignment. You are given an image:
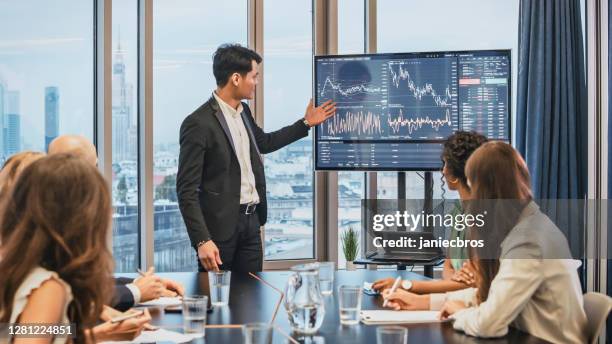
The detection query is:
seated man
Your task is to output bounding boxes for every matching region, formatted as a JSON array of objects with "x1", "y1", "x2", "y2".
[{"x1": 48, "y1": 135, "x2": 184, "y2": 311}]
